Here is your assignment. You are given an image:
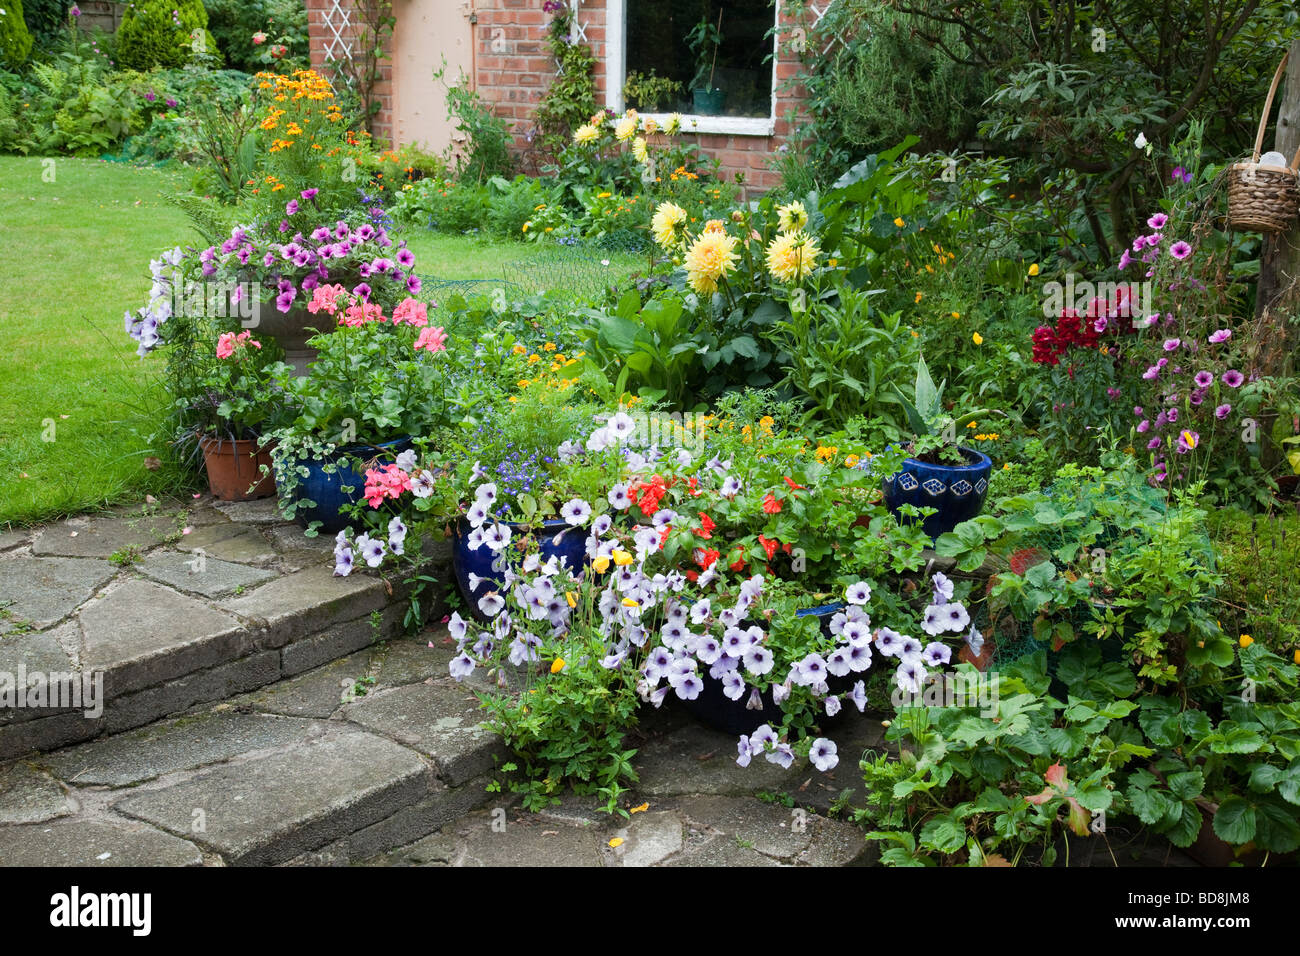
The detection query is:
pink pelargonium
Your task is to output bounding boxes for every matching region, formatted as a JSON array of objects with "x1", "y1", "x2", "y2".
[
  {"x1": 215, "y1": 330, "x2": 261, "y2": 360},
  {"x1": 341, "y1": 301, "x2": 387, "y2": 328},
  {"x1": 307, "y1": 283, "x2": 348, "y2": 316},
  {"x1": 363, "y1": 464, "x2": 412, "y2": 509},
  {"x1": 391, "y1": 297, "x2": 429, "y2": 327},
  {"x1": 414, "y1": 326, "x2": 448, "y2": 353}
]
